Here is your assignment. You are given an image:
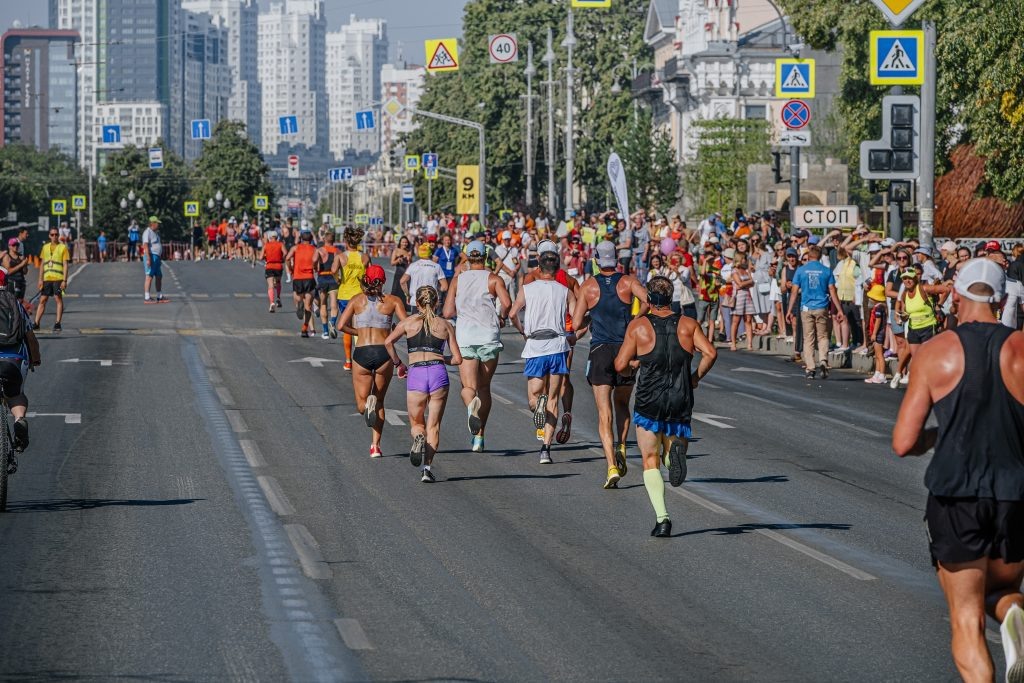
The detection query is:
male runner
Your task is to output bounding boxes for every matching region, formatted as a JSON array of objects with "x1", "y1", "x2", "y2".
[
  {"x1": 34, "y1": 225, "x2": 69, "y2": 331},
  {"x1": 263, "y1": 231, "x2": 284, "y2": 312},
  {"x1": 442, "y1": 239, "x2": 511, "y2": 452},
  {"x1": 285, "y1": 229, "x2": 317, "y2": 337},
  {"x1": 614, "y1": 276, "x2": 717, "y2": 537},
  {"x1": 572, "y1": 240, "x2": 649, "y2": 488},
  {"x1": 313, "y1": 231, "x2": 340, "y2": 339},
  {"x1": 893, "y1": 257, "x2": 1024, "y2": 683},
  {"x1": 508, "y1": 248, "x2": 575, "y2": 464}
]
